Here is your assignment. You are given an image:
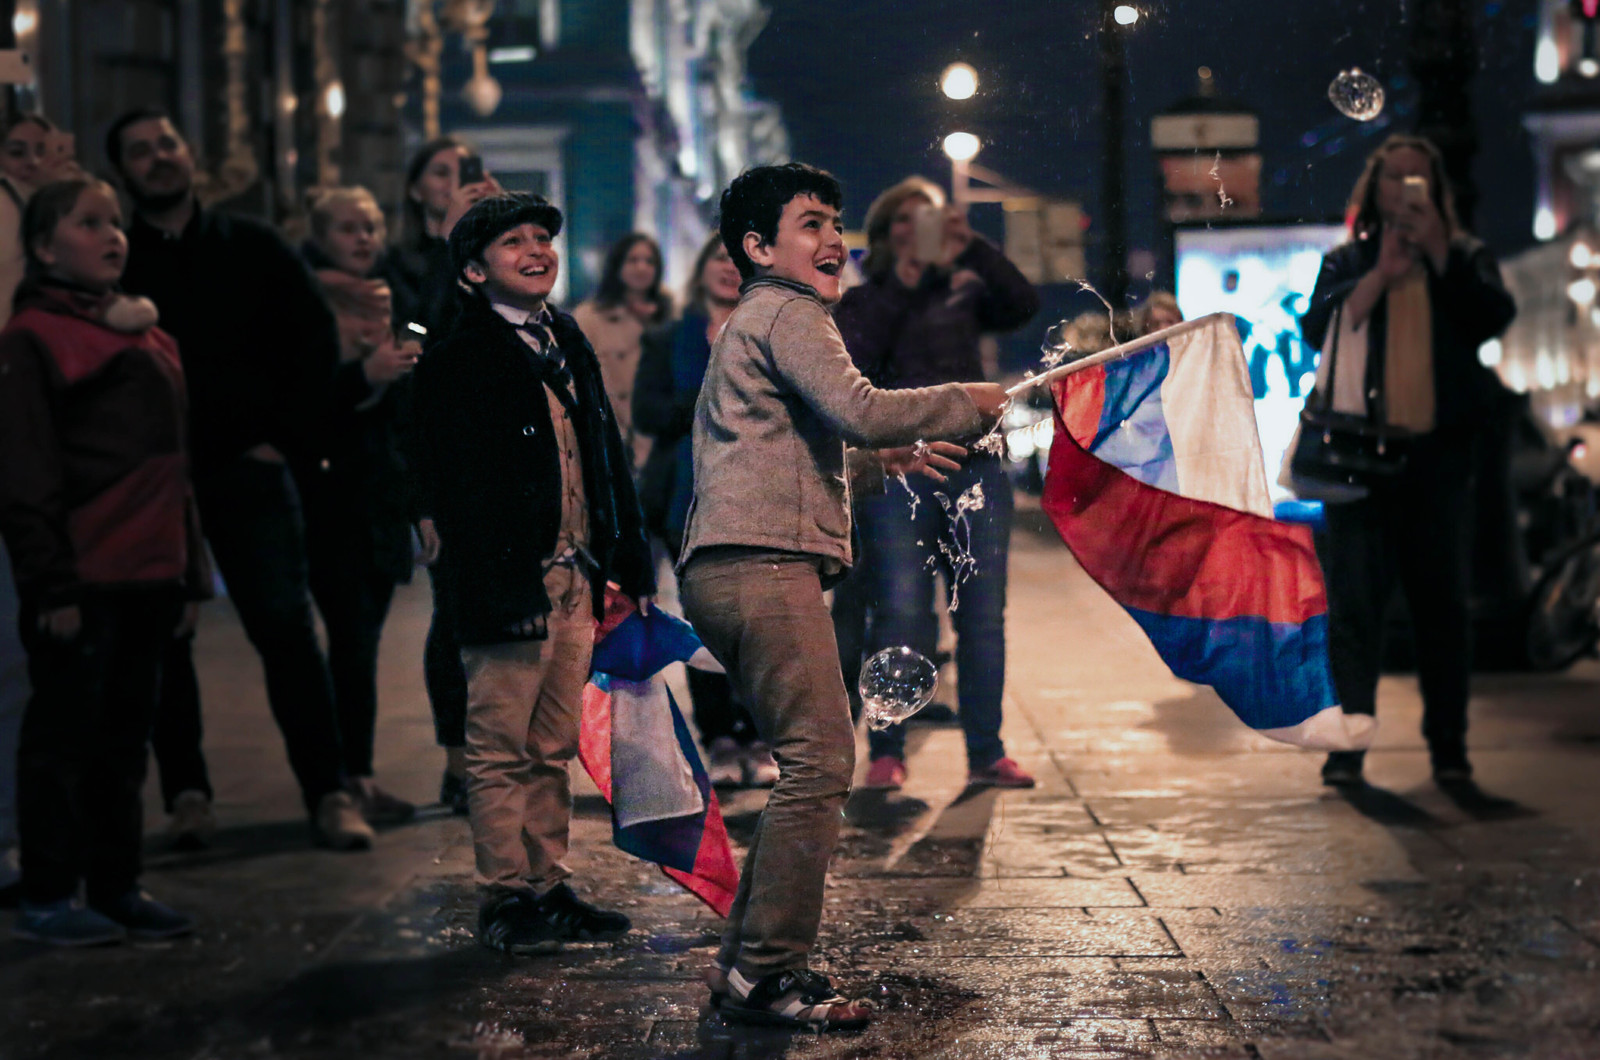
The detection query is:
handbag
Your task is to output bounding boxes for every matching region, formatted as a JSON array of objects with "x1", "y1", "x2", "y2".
[{"x1": 1286, "y1": 301, "x2": 1410, "y2": 502}]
